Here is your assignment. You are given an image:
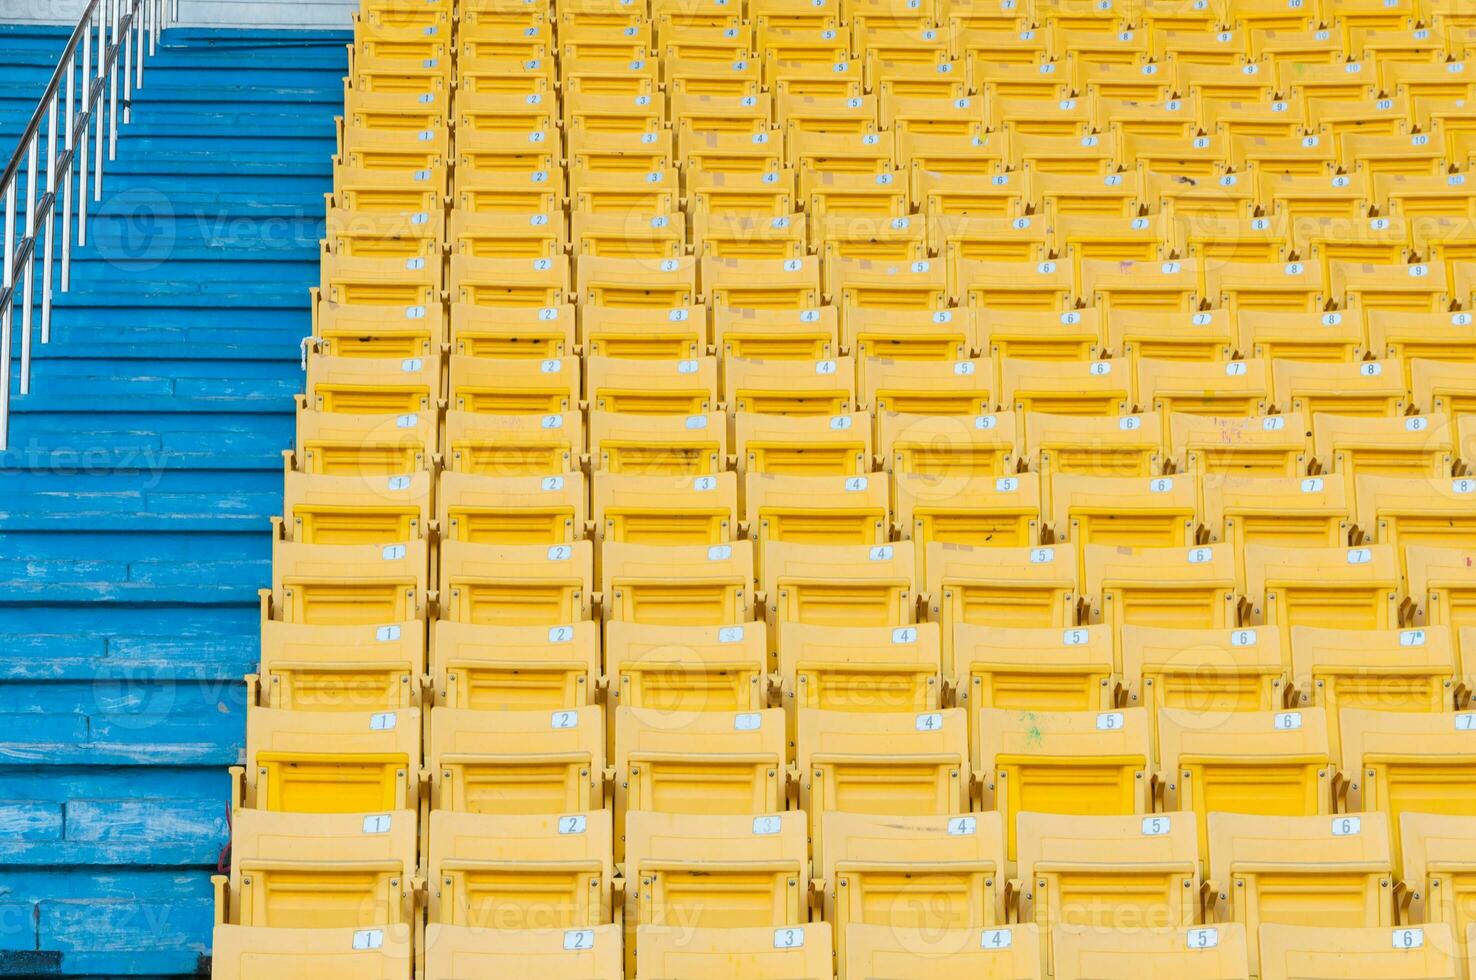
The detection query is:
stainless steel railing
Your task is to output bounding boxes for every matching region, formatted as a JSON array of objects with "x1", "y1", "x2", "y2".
[{"x1": 0, "y1": 0, "x2": 176, "y2": 450}]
